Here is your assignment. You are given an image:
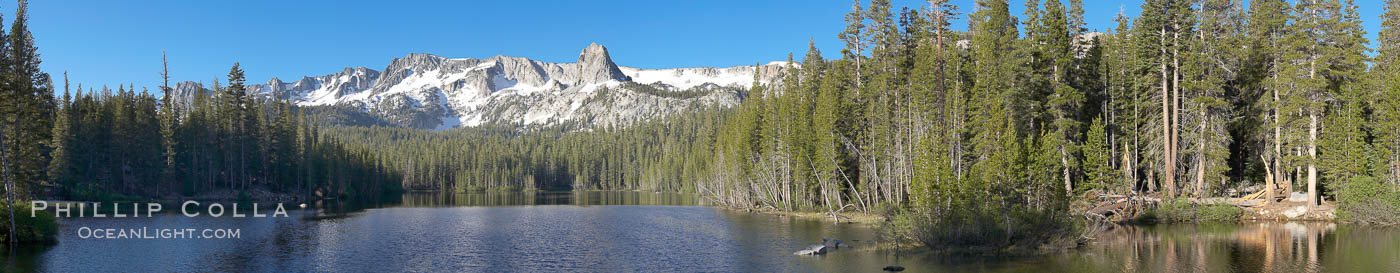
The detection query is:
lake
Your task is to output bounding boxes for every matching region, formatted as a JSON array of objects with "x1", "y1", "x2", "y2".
[{"x1": 3, "y1": 191, "x2": 1399, "y2": 272}]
